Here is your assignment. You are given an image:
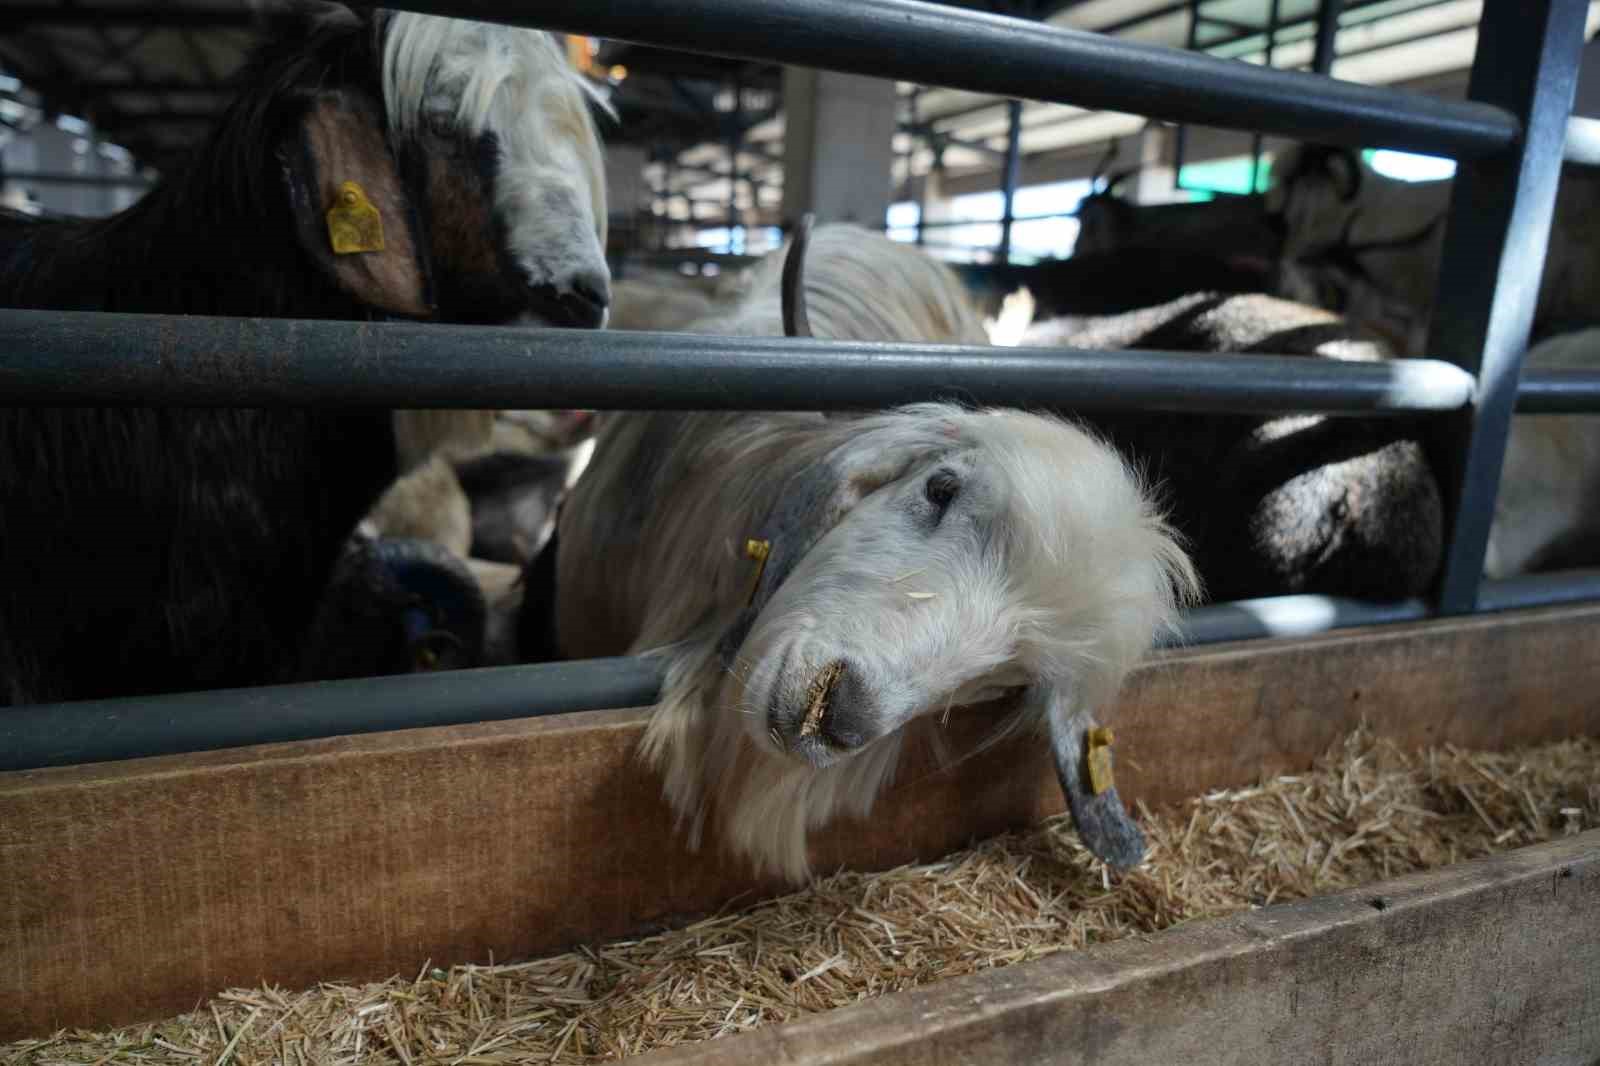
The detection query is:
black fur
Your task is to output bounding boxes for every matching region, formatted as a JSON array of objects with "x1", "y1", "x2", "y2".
[
  {"x1": 1053, "y1": 294, "x2": 1444, "y2": 603},
  {"x1": 0, "y1": 12, "x2": 515, "y2": 705},
  {"x1": 295, "y1": 534, "x2": 489, "y2": 681},
  {"x1": 954, "y1": 247, "x2": 1275, "y2": 320},
  {"x1": 452, "y1": 449, "x2": 572, "y2": 565}
]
